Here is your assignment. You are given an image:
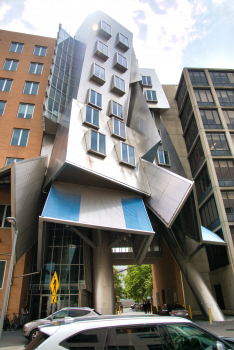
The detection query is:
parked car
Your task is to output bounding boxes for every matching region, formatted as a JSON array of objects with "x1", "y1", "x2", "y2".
[
  {"x1": 22, "y1": 307, "x2": 100, "y2": 341},
  {"x1": 25, "y1": 314, "x2": 233, "y2": 350},
  {"x1": 158, "y1": 303, "x2": 189, "y2": 318}
]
